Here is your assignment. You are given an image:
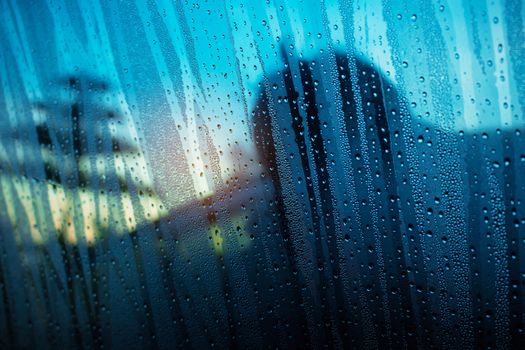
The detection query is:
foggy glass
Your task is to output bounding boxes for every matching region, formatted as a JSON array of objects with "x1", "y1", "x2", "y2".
[{"x1": 0, "y1": 0, "x2": 523, "y2": 349}]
